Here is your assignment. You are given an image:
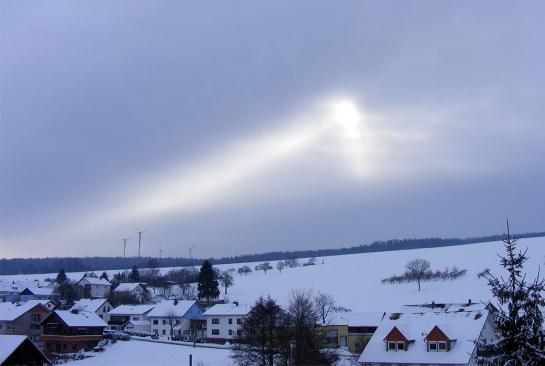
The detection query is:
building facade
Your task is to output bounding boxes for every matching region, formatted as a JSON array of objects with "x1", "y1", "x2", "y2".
[{"x1": 203, "y1": 303, "x2": 251, "y2": 341}]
